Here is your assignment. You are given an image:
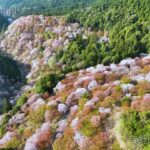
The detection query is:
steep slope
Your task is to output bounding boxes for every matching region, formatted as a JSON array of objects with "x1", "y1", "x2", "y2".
[
  {"x1": 0, "y1": 15, "x2": 85, "y2": 82},
  {"x1": 0, "y1": 15, "x2": 149, "y2": 149},
  {"x1": 0, "y1": 14, "x2": 21, "y2": 105},
  {"x1": 67, "y1": 0, "x2": 150, "y2": 64},
  {"x1": 0, "y1": 15, "x2": 110, "y2": 83},
  {"x1": 0, "y1": 0, "x2": 150, "y2": 149},
  {"x1": 0, "y1": 53, "x2": 150, "y2": 149}
]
